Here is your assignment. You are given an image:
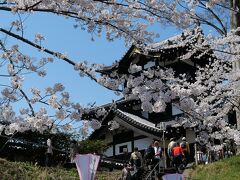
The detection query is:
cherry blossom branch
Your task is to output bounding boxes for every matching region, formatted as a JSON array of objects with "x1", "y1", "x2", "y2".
[
  {"x1": 16, "y1": 12, "x2": 24, "y2": 37},
  {"x1": 198, "y1": 1, "x2": 227, "y2": 35},
  {"x1": 0, "y1": 40, "x2": 36, "y2": 116},
  {"x1": 19, "y1": 89, "x2": 35, "y2": 116},
  {"x1": 94, "y1": 0, "x2": 174, "y2": 24},
  {"x1": 24, "y1": 1, "x2": 42, "y2": 11},
  {"x1": 201, "y1": 0, "x2": 239, "y2": 13},
  {"x1": 0, "y1": 5, "x2": 146, "y2": 44},
  {"x1": 177, "y1": 1, "x2": 226, "y2": 35},
  {"x1": 0, "y1": 27, "x2": 123, "y2": 92}
]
